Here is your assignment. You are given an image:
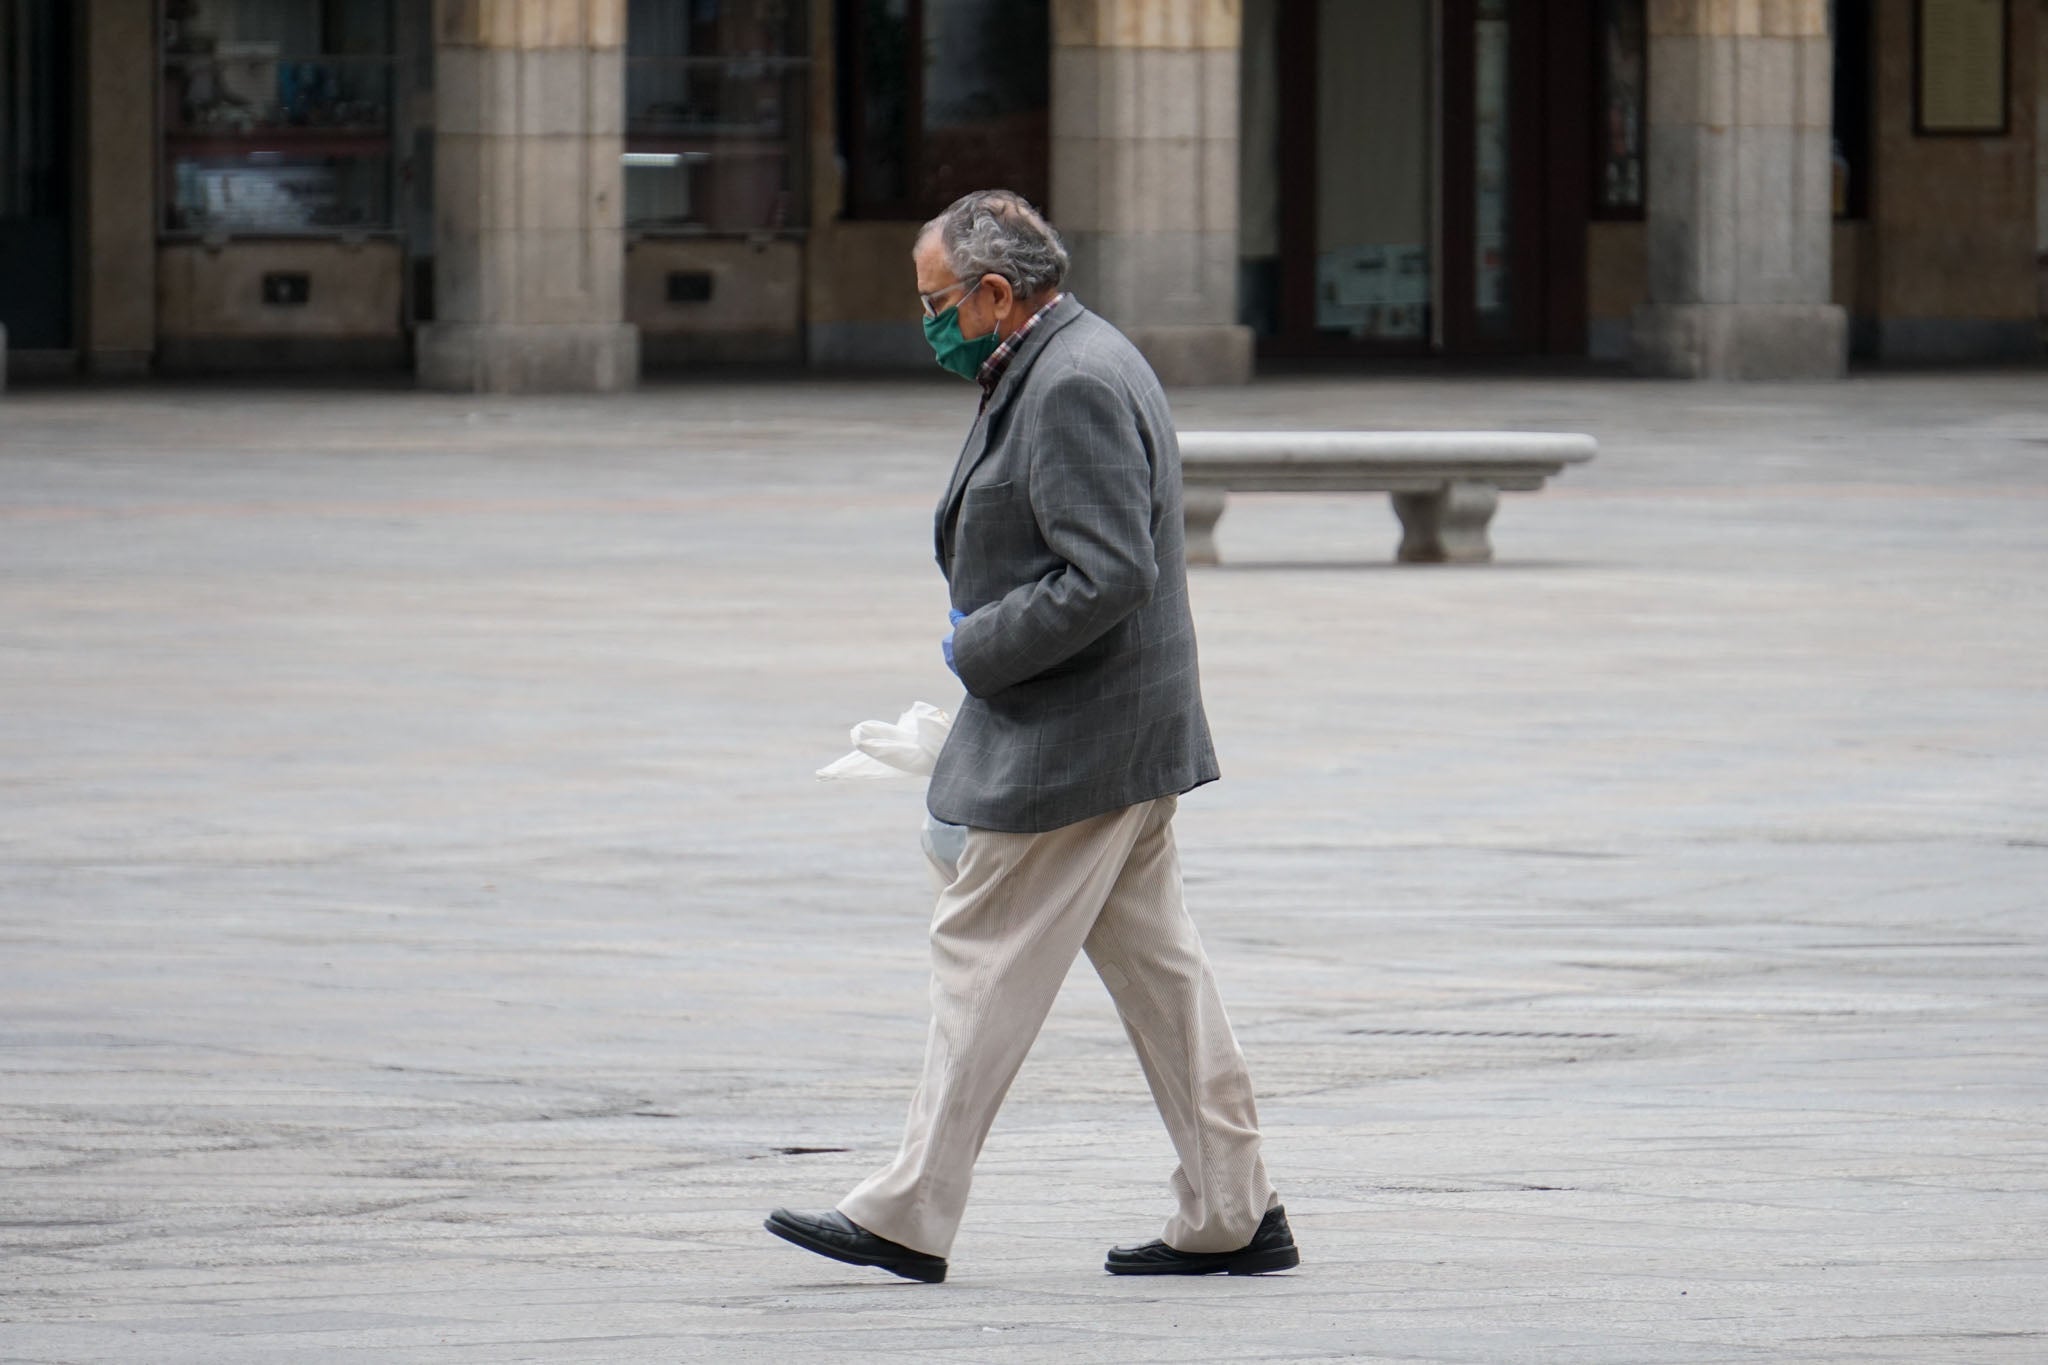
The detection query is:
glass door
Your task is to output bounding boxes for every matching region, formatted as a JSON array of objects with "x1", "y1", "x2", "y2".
[
  {"x1": 1441, "y1": 0, "x2": 1546, "y2": 351},
  {"x1": 1257, "y1": 0, "x2": 1572, "y2": 358},
  {"x1": 1309, "y1": 0, "x2": 1434, "y2": 348},
  {"x1": 0, "y1": 0, "x2": 73, "y2": 350},
  {"x1": 1470, "y1": 0, "x2": 1512, "y2": 338}
]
